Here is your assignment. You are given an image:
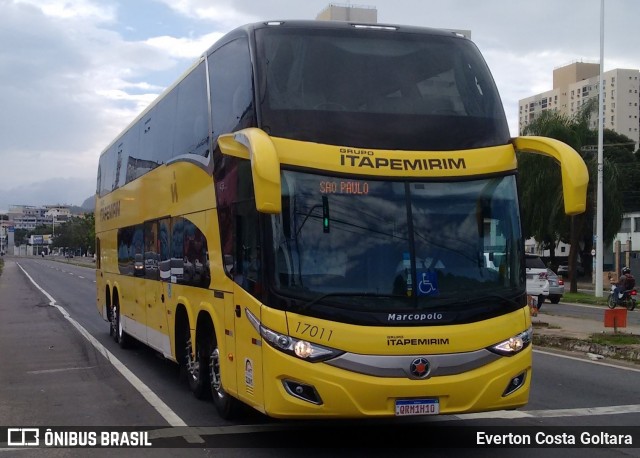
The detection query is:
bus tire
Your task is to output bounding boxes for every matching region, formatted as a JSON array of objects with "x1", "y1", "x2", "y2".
[
  {"x1": 209, "y1": 334, "x2": 241, "y2": 420},
  {"x1": 186, "y1": 331, "x2": 210, "y2": 399},
  {"x1": 109, "y1": 304, "x2": 117, "y2": 339},
  {"x1": 111, "y1": 303, "x2": 119, "y2": 343},
  {"x1": 113, "y1": 298, "x2": 131, "y2": 349}
]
